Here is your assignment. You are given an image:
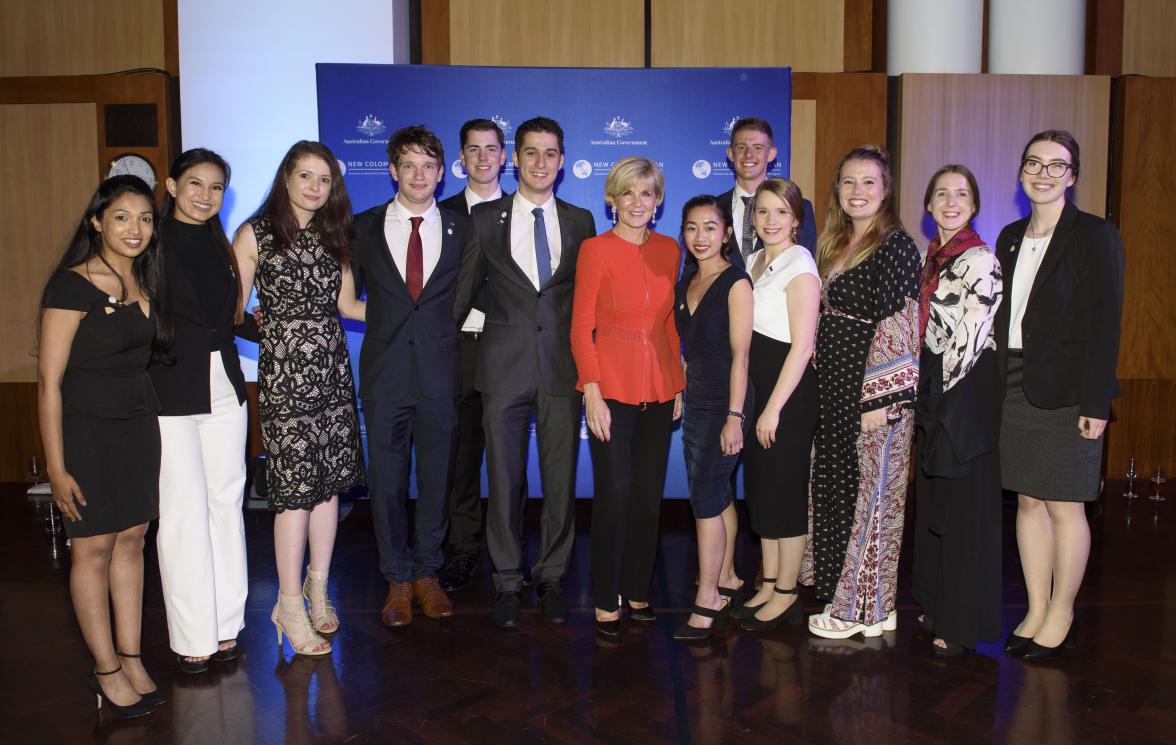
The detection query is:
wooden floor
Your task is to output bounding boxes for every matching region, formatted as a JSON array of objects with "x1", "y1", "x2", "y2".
[{"x1": 5, "y1": 484, "x2": 1174, "y2": 744}]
